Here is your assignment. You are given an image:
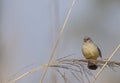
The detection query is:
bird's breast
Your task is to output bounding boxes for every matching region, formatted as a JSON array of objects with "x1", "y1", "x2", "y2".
[{"x1": 82, "y1": 43, "x2": 99, "y2": 59}]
